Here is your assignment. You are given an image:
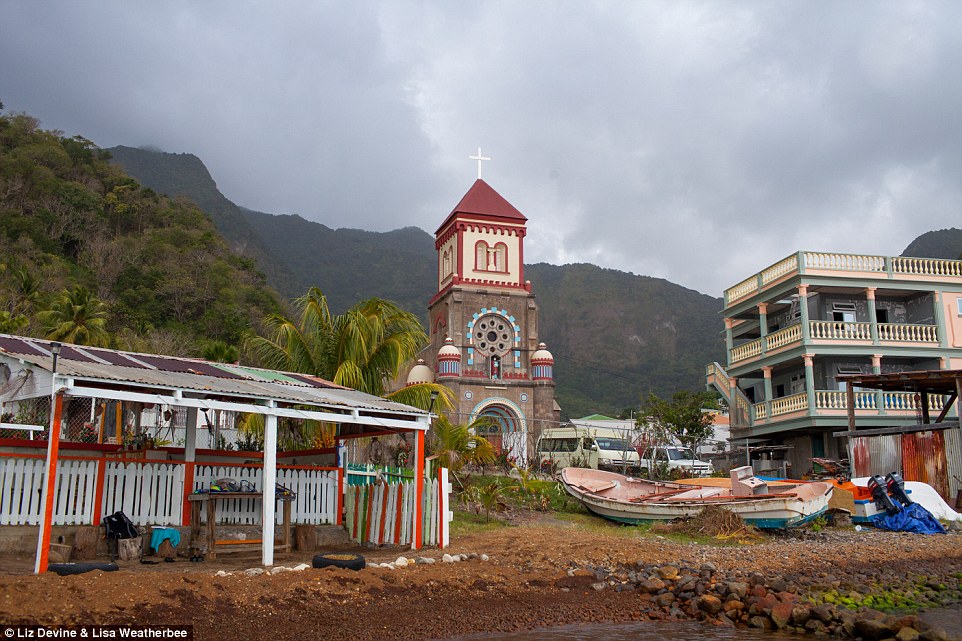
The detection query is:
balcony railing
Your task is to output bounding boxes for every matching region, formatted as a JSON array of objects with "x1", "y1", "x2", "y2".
[
  {"x1": 766, "y1": 324, "x2": 802, "y2": 350},
  {"x1": 877, "y1": 323, "x2": 939, "y2": 342},
  {"x1": 747, "y1": 390, "x2": 949, "y2": 425},
  {"x1": 724, "y1": 252, "x2": 962, "y2": 306},
  {"x1": 730, "y1": 321, "x2": 939, "y2": 363},
  {"x1": 809, "y1": 320, "x2": 872, "y2": 341}
]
